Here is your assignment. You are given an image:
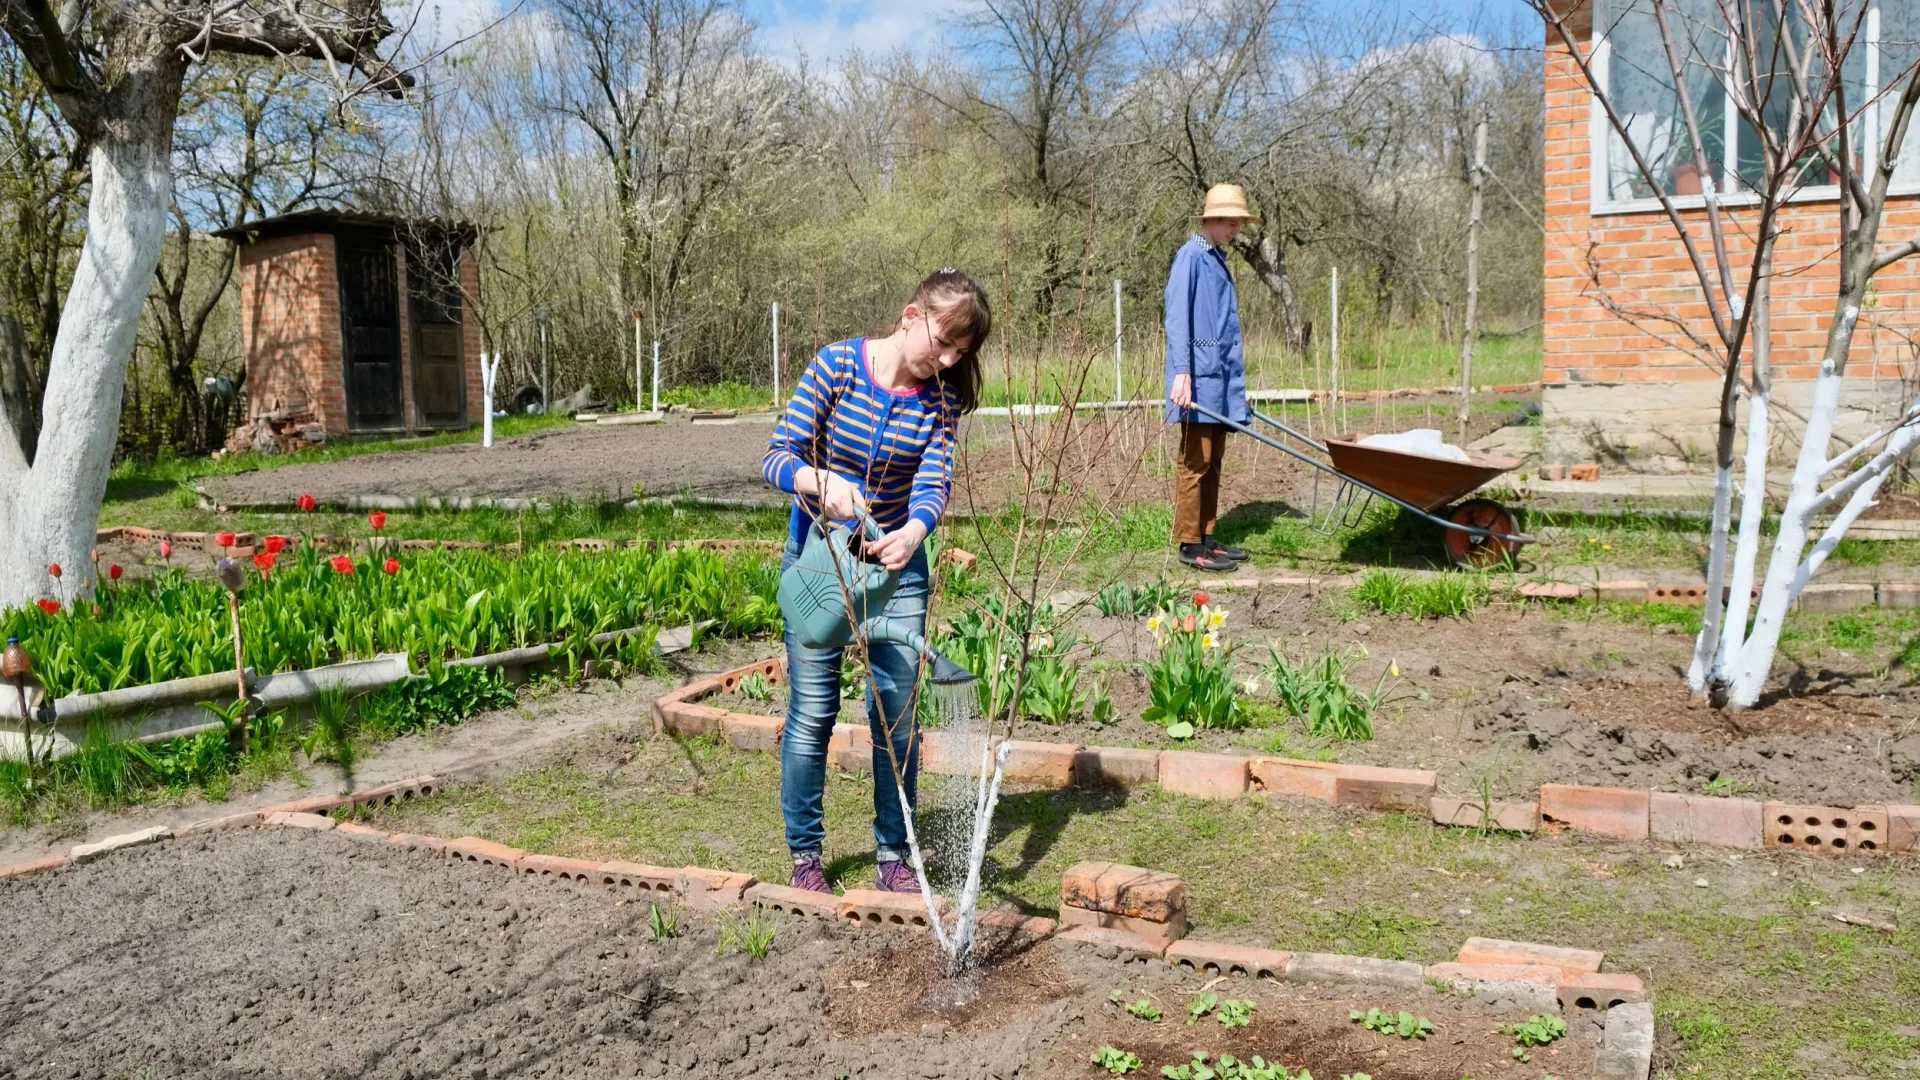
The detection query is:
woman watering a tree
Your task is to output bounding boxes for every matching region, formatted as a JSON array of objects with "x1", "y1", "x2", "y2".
[{"x1": 761, "y1": 268, "x2": 991, "y2": 895}]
